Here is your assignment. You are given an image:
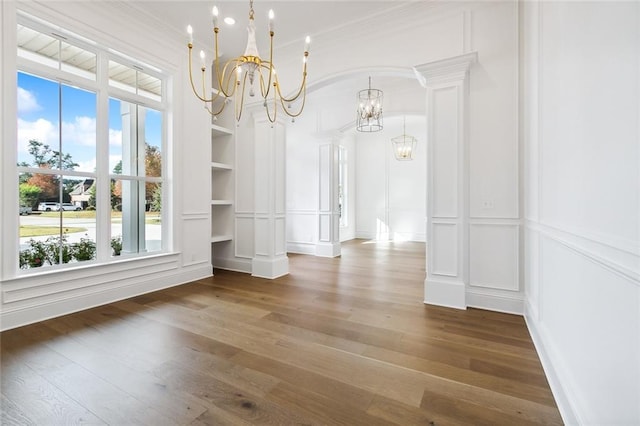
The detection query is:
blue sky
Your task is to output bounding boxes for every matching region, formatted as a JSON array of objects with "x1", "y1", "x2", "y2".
[{"x1": 17, "y1": 71, "x2": 162, "y2": 174}]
